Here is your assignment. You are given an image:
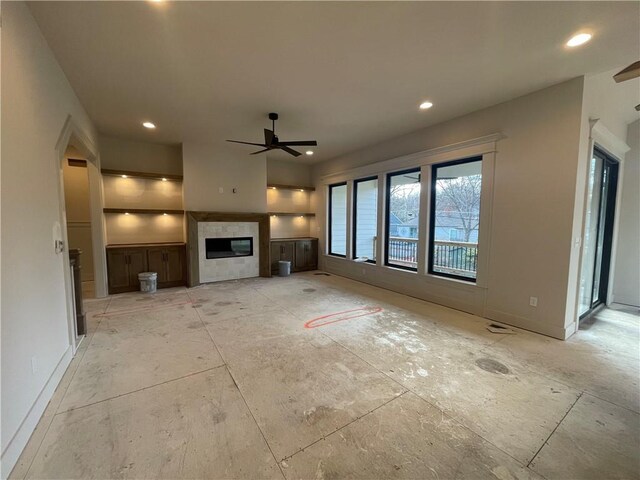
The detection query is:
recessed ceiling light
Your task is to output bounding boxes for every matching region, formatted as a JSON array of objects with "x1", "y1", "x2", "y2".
[
  {"x1": 142, "y1": 121, "x2": 156, "y2": 129},
  {"x1": 306, "y1": 151, "x2": 314, "y2": 156},
  {"x1": 419, "y1": 101, "x2": 433, "y2": 110},
  {"x1": 567, "y1": 33, "x2": 592, "y2": 47}
]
